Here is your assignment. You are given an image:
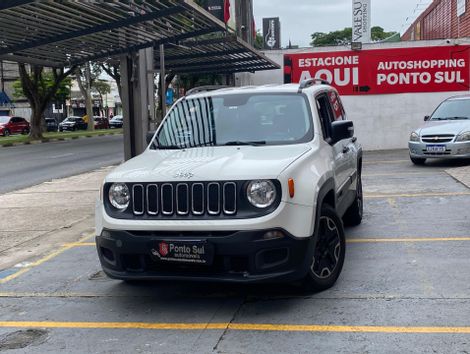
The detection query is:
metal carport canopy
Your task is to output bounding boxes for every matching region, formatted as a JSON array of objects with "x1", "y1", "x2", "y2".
[
  {"x1": 154, "y1": 35, "x2": 278, "y2": 74},
  {"x1": 0, "y1": 0, "x2": 278, "y2": 73}
]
